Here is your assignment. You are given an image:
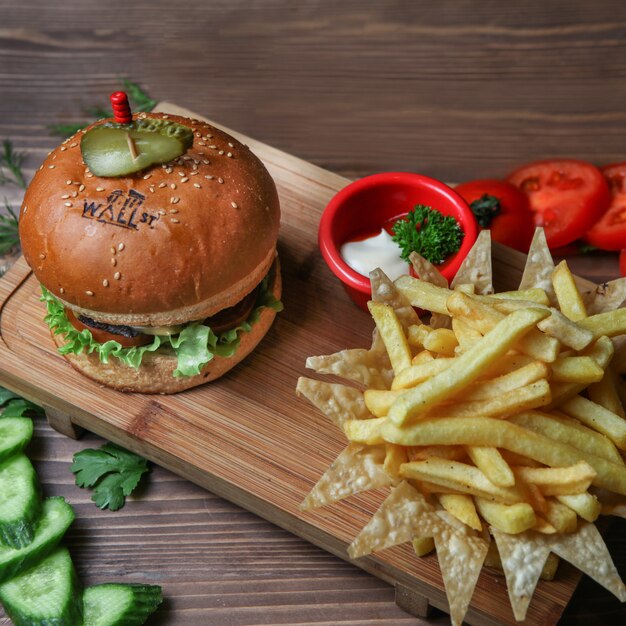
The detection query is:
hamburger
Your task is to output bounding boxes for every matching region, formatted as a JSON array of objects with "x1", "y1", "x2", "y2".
[{"x1": 19, "y1": 108, "x2": 282, "y2": 393}]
